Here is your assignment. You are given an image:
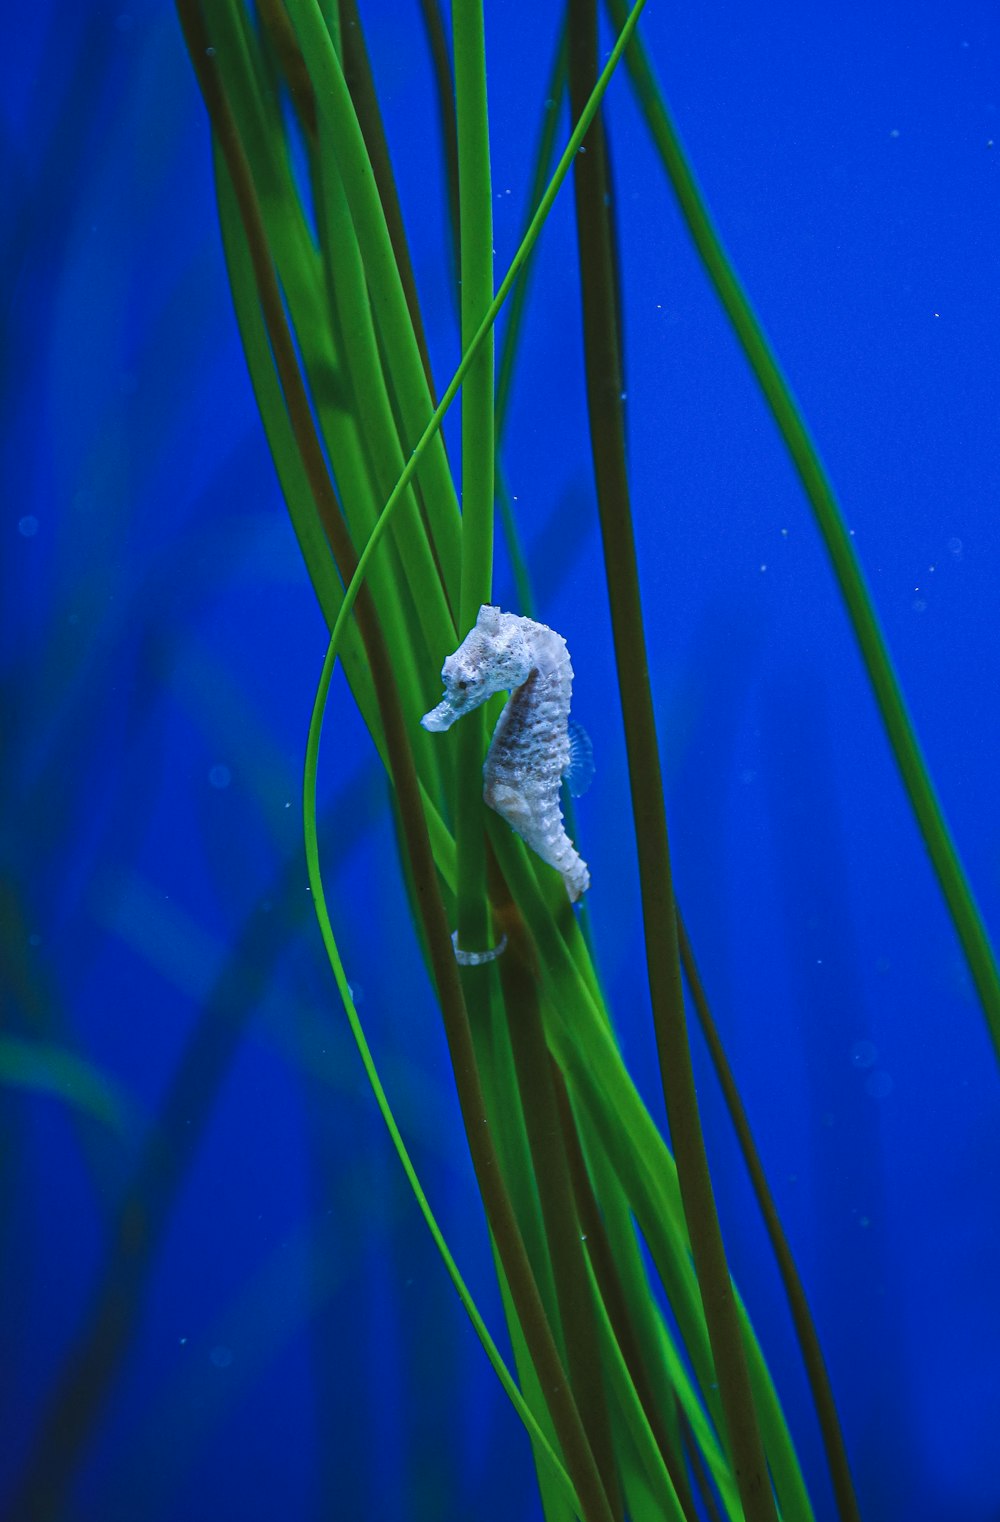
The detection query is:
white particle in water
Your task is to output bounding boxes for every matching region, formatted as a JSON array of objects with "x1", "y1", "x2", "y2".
[{"x1": 850, "y1": 1039, "x2": 878, "y2": 1069}]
